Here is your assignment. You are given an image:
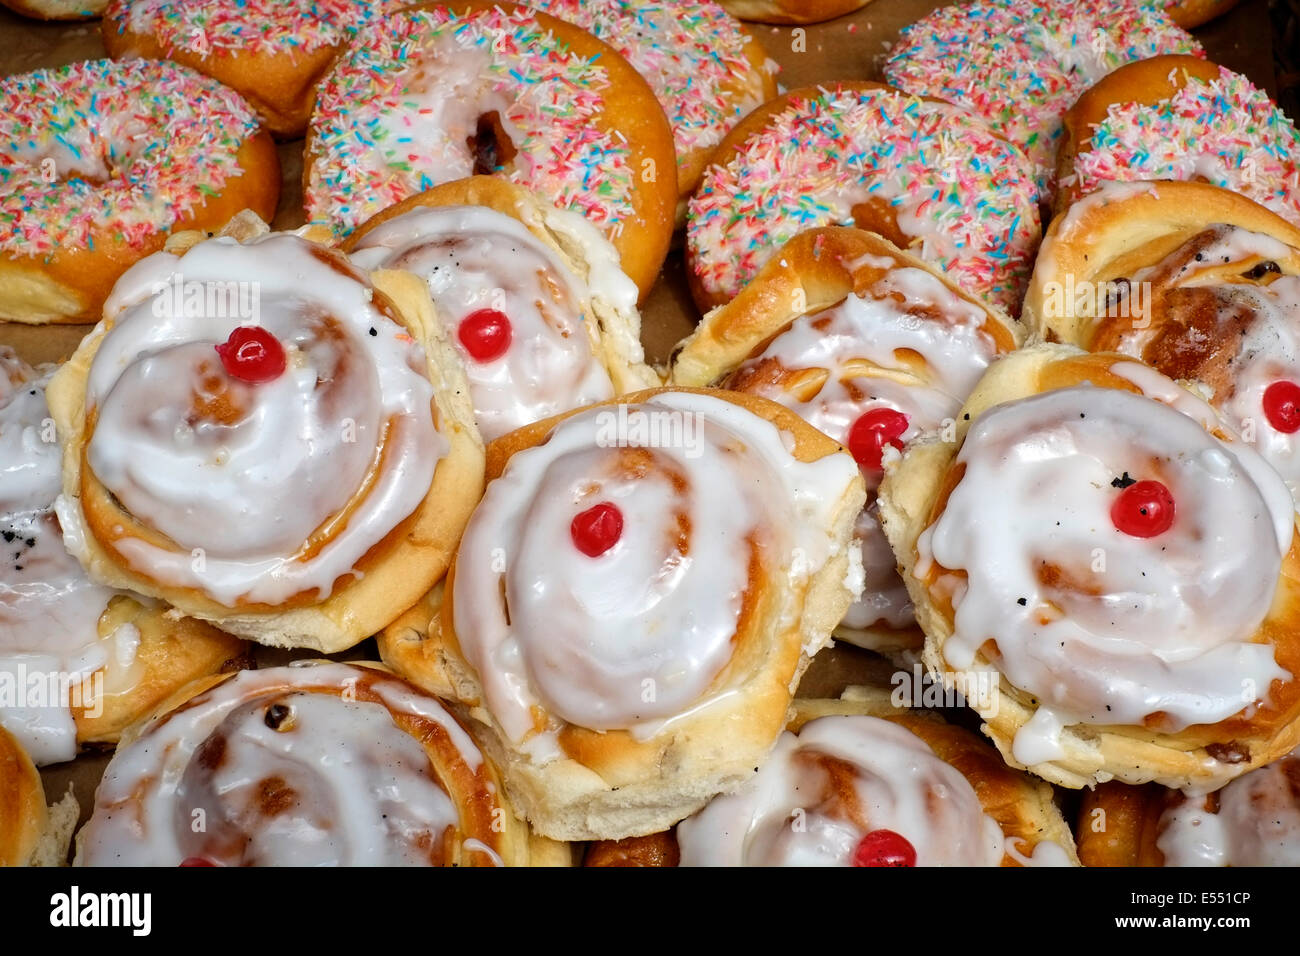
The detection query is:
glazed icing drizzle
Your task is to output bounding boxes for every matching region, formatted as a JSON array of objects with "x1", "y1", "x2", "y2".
[
  {"x1": 686, "y1": 86, "x2": 1041, "y2": 312},
  {"x1": 0, "y1": 58, "x2": 261, "y2": 257},
  {"x1": 67, "y1": 233, "x2": 443, "y2": 608},
  {"x1": 306, "y1": 6, "x2": 635, "y2": 239},
  {"x1": 726, "y1": 264, "x2": 1002, "y2": 631},
  {"x1": 453, "y1": 392, "x2": 860, "y2": 755},
  {"x1": 0, "y1": 352, "x2": 119, "y2": 766},
  {"x1": 349, "y1": 204, "x2": 615, "y2": 441},
  {"x1": 676, "y1": 715, "x2": 1016, "y2": 866},
  {"x1": 1067, "y1": 66, "x2": 1300, "y2": 225},
  {"x1": 917, "y1": 381, "x2": 1294, "y2": 765},
  {"x1": 528, "y1": 0, "x2": 770, "y2": 165},
  {"x1": 1157, "y1": 748, "x2": 1300, "y2": 866},
  {"x1": 77, "y1": 663, "x2": 497, "y2": 866},
  {"x1": 884, "y1": 0, "x2": 1201, "y2": 197}
]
